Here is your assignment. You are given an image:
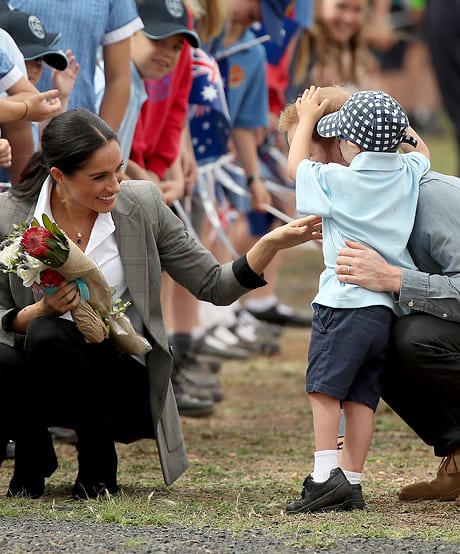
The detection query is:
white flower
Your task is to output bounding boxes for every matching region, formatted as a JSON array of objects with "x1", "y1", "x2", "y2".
[
  {"x1": 0, "y1": 237, "x2": 22, "y2": 268},
  {"x1": 16, "y1": 255, "x2": 48, "y2": 287}
]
